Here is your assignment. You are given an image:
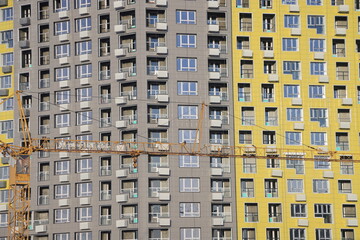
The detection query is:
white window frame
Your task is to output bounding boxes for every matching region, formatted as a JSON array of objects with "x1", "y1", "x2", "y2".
[
  {"x1": 75, "y1": 232, "x2": 92, "y2": 240},
  {"x1": 177, "y1": 81, "x2": 197, "y2": 95},
  {"x1": 55, "y1": 161, "x2": 70, "y2": 175},
  {"x1": 179, "y1": 155, "x2": 199, "y2": 168},
  {"x1": 0, "y1": 213, "x2": 7, "y2": 227},
  {"x1": 55, "y1": 67, "x2": 70, "y2": 81},
  {"x1": 176, "y1": 34, "x2": 196, "y2": 48},
  {"x1": 76, "y1": 64, "x2": 92, "y2": 78},
  {"x1": 176, "y1": 10, "x2": 196, "y2": 24},
  {"x1": 75, "y1": 41, "x2": 92, "y2": 55},
  {"x1": 0, "y1": 75, "x2": 11, "y2": 88},
  {"x1": 55, "y1": 21, "x2": 70, "y2": 35},
  {"x1": 284, "y1": 15, "x2": 299, "y2": 28},
  {"x1": 179, "y1": 203, "x2": 200, "y2": 217},
  {"x1": 56, "y1": 90, "x2": 70, "y2": 104},
  {"x1": 76, "y1": 207, "x2": 92, "y2": 222},
  {"x1": 313, "y1": 179, "x2": 329, "y2": 193},
  {"x1": 178, "y1": 129, "x2": 198, "y2": 143},
  {"x1": 54, "y1": 233, "x2": 70, "y2": 240},
  {"x1": 179, "y1": 178, "x2": 200, "y2": 192},
  {"x1": 2, "y1": 53, "x2": 13, "y2": 66},
  {"x1": 282, "y1": 38, "x2": 298, "y2": 51},
  {"x1": 75, "y1": 17, "x2": 92, "y2": 32},
  {"x1": 177, "y1": 58, "x2": 197, "y2": 72},
  {"x1": 55, "y1": 113, "x2": 70, "y2": 128},
  {"x1": 283, "y1": 61, "x2": 300, "y2": 80},
  {"x1": 54, "y1": 208, "x2": 70, "y2": 223},
  {"x1": 310, "y1": 62, "x2": 326, "y2": 75},
  {"x1": 0, "y1": 190, "x2": 9, "y2": 203},
  {"x1": 310, "y1": 39, "x2": 325, "y2": 52},
  {"x1": 180, "y1": 228, "x2": 200, "y2": 240},
  {"x1": 55, "y1": 44, "x2": 70, "y2": 58},
  {"x1": 55, "y1": 184, "x2": 70, "y2": 199},
  {"x1": 287, "y1": 179, "x2": 303, "y2": 193},
  {"x1": 178, "y1": 106, "x2": 198, "y2": 119},
  {"x1": 284, "y1": 85, "x2": 300, "y2": 98},
  {"x1": 76, "y1": 158, "x2": 92, "y2": 173},
  {"x1": 311, "y1": 132, "x2": 327, "y2": 146},
  {"x1": 309, "y1": 85, "x2": 325, "y2": 98},
  {"x1": 76, "y1": 182, "x2": 92, "y2": 197},
  {"x1": 286, "y1": 108, "x2": 302, "y2": 121},
  {"x1": 76, "y1": 87, "x2": 92, "y2": 102},
  {"x1": 76, "y1": 111, "x2": 93, "y2": 125},
  {"x1": 286, "y1": 132, "x2": 302, "y2": 145}
]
